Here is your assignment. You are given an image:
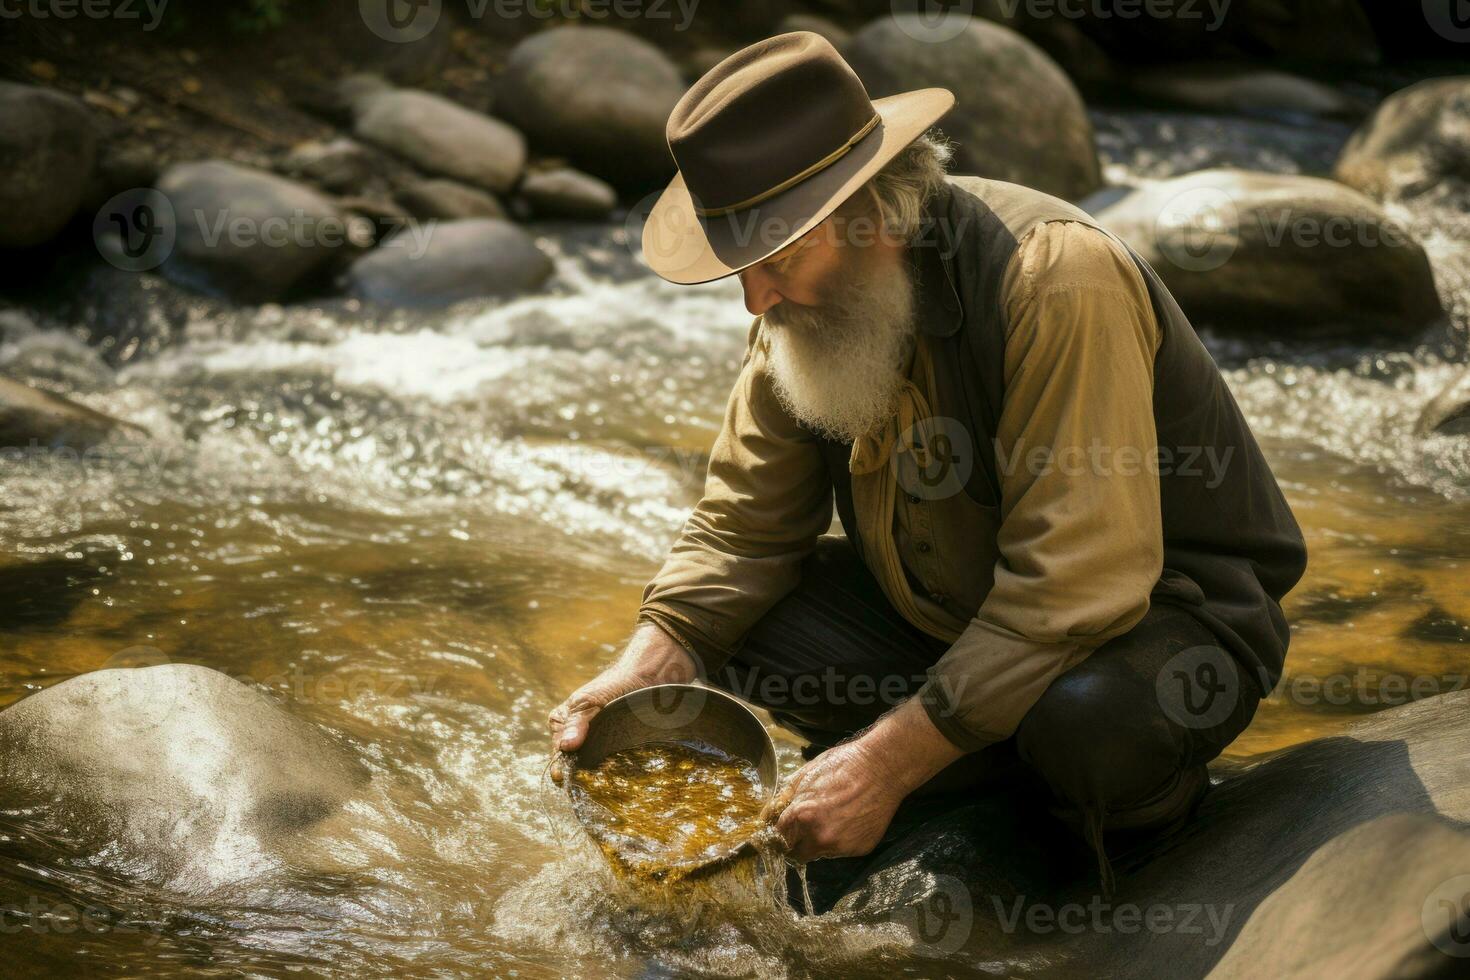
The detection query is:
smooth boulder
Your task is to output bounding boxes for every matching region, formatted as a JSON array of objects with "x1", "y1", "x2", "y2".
[
  {"x1": 842, "y1": 15, "x2": 1101, "y2": 200},
  {"x1": 396, "y1": 178, "x2": 507, "y2": 221},
  {"x1": 0, "y1": 663, "x2": 369, "y2": 895},
  {"x1": 1335, "y1": 76, "x2": 1470, "y2": 204},
  {"x1": 343, "y1": 218, "x2": 552, "y2": 308},
  {"x1": 823, "y1": 690, "x2": 1470, "y2": 977},
  {"x1": 156, "y1": 160, "x2": 348, "y2": 302},
  {"x1": 281, "y1": 137, "x2": 376, "y2": 194},
  {"x1": 518, "y1": 167, "x2": 617, "y2": 220},
  {"x1": 353, "y1": 88, "x2": 526, "y2": 194},
  {"x1": 1096, "y1": 169, "x2": 1445, "y2": 336},
  {"x1": 496, "y1": 27, "x2": 684, "y2": 191},
  {"x1": 1129, "y1": 64, "x2": 1368, "y2": 119},
  {"x1": 0, "y1": 82, "x2": 98, "y2": 248},
  {"x1": 0, "y1": 377, "x2": 141, "y2": 450}
]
